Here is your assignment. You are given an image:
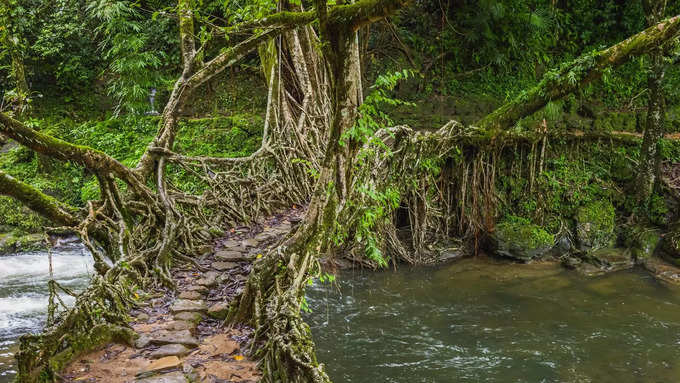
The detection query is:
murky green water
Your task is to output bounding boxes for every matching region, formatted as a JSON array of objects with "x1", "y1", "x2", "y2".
[{"x1": 304, "y1": 258, "x2": 680, "y2": 383}]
